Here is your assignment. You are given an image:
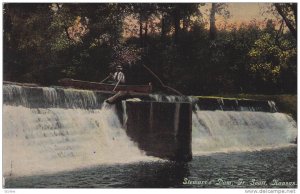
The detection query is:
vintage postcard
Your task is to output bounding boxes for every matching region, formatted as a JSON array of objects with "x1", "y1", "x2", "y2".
[{"x1": 2, "y1": 2, "x2": 297, "y2": 191}]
